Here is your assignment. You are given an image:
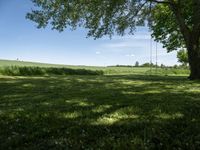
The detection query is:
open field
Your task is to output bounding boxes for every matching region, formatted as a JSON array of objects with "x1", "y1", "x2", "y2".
[
  {"x1": 0, "y1": 60, "x2": 199, "y2": 149},
  {"x1": 0, "y1": 59, "x2": 189, "y2": 76}
]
